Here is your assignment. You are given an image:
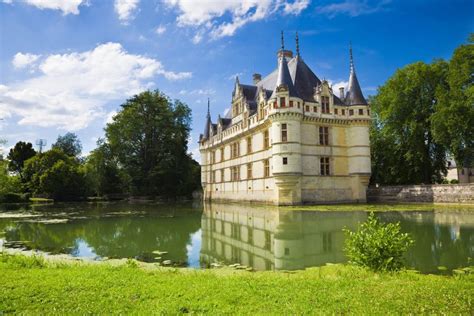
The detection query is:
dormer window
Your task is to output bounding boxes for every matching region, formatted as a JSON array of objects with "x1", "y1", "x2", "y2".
[{"x1": 321, "y1": 96, "x2": 330, "y2": 114}]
